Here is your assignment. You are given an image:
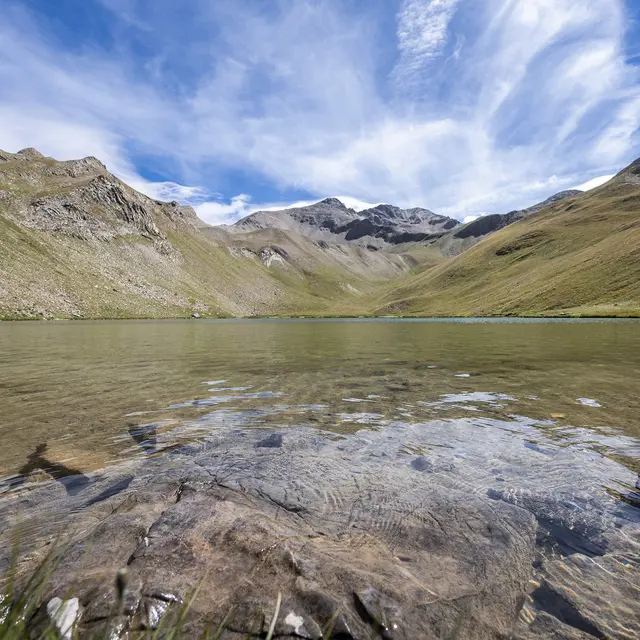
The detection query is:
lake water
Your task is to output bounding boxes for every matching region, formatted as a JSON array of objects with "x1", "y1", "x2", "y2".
[
  {"x1": 1, "y1": 318, "x2": 640, "y2": 637},
  {"x1": 1, "y1": 318, "x2": 639, "y2": 492}
]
